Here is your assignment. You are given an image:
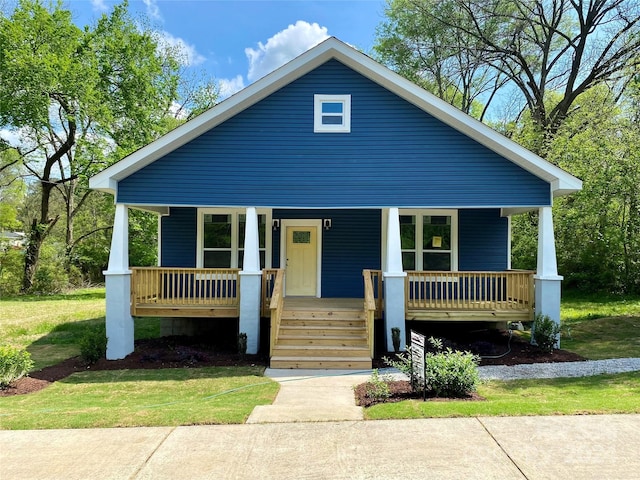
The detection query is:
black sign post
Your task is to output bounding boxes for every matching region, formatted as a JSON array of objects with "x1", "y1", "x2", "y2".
[{"x1": 410, "y1": 330, "x2": 426, "y2": 400}]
